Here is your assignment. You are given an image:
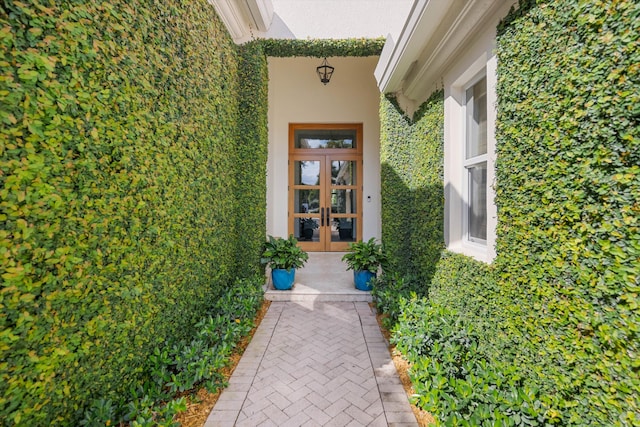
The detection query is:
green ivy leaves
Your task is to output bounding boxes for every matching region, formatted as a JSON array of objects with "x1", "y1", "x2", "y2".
[
  {"x1": 380, "y1": 1, "x2": 639, "y2": 424},
  {"x1": 260, "y1": 38, "x2": 385, "y2": 58},
  {"x1": 380, "y1": 91, "x2": 445, "y2": 282},
  {"x1": 494, "y1": 0, "x2": 639, "y2": 424},
  {"x1": 1, "y1": 1, "x2": 268, "y2": 425}
]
